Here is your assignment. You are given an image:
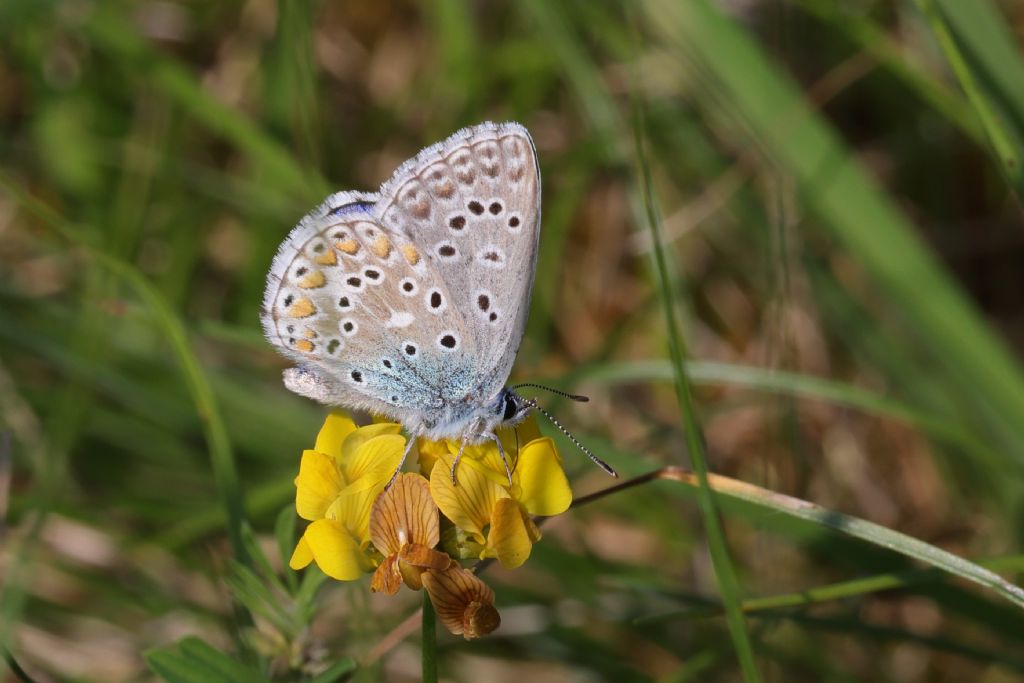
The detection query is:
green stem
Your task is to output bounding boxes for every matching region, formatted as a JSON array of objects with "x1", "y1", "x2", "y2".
[{"x1": 422, "y1": 592, "x2": 438, "y2": 683}]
